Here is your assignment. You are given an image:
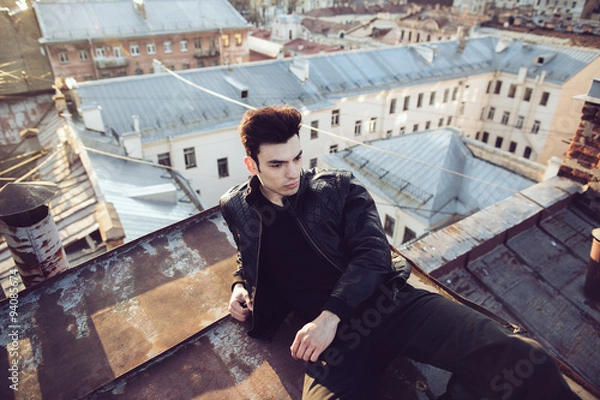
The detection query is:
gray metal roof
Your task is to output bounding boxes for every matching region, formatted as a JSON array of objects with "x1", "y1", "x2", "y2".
[
  {"x1": 75, "y1": 36, "x2": 600, "y2": 143},
  {"x1": 35, "y1": 0, "x2": 250, "y2": 43},
  {"x1": 86, "y1": 150, "x2": 200, "y2": 241},
  {"x1": 323, "y1": 128, "x2": 534, "y2": 227}
]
